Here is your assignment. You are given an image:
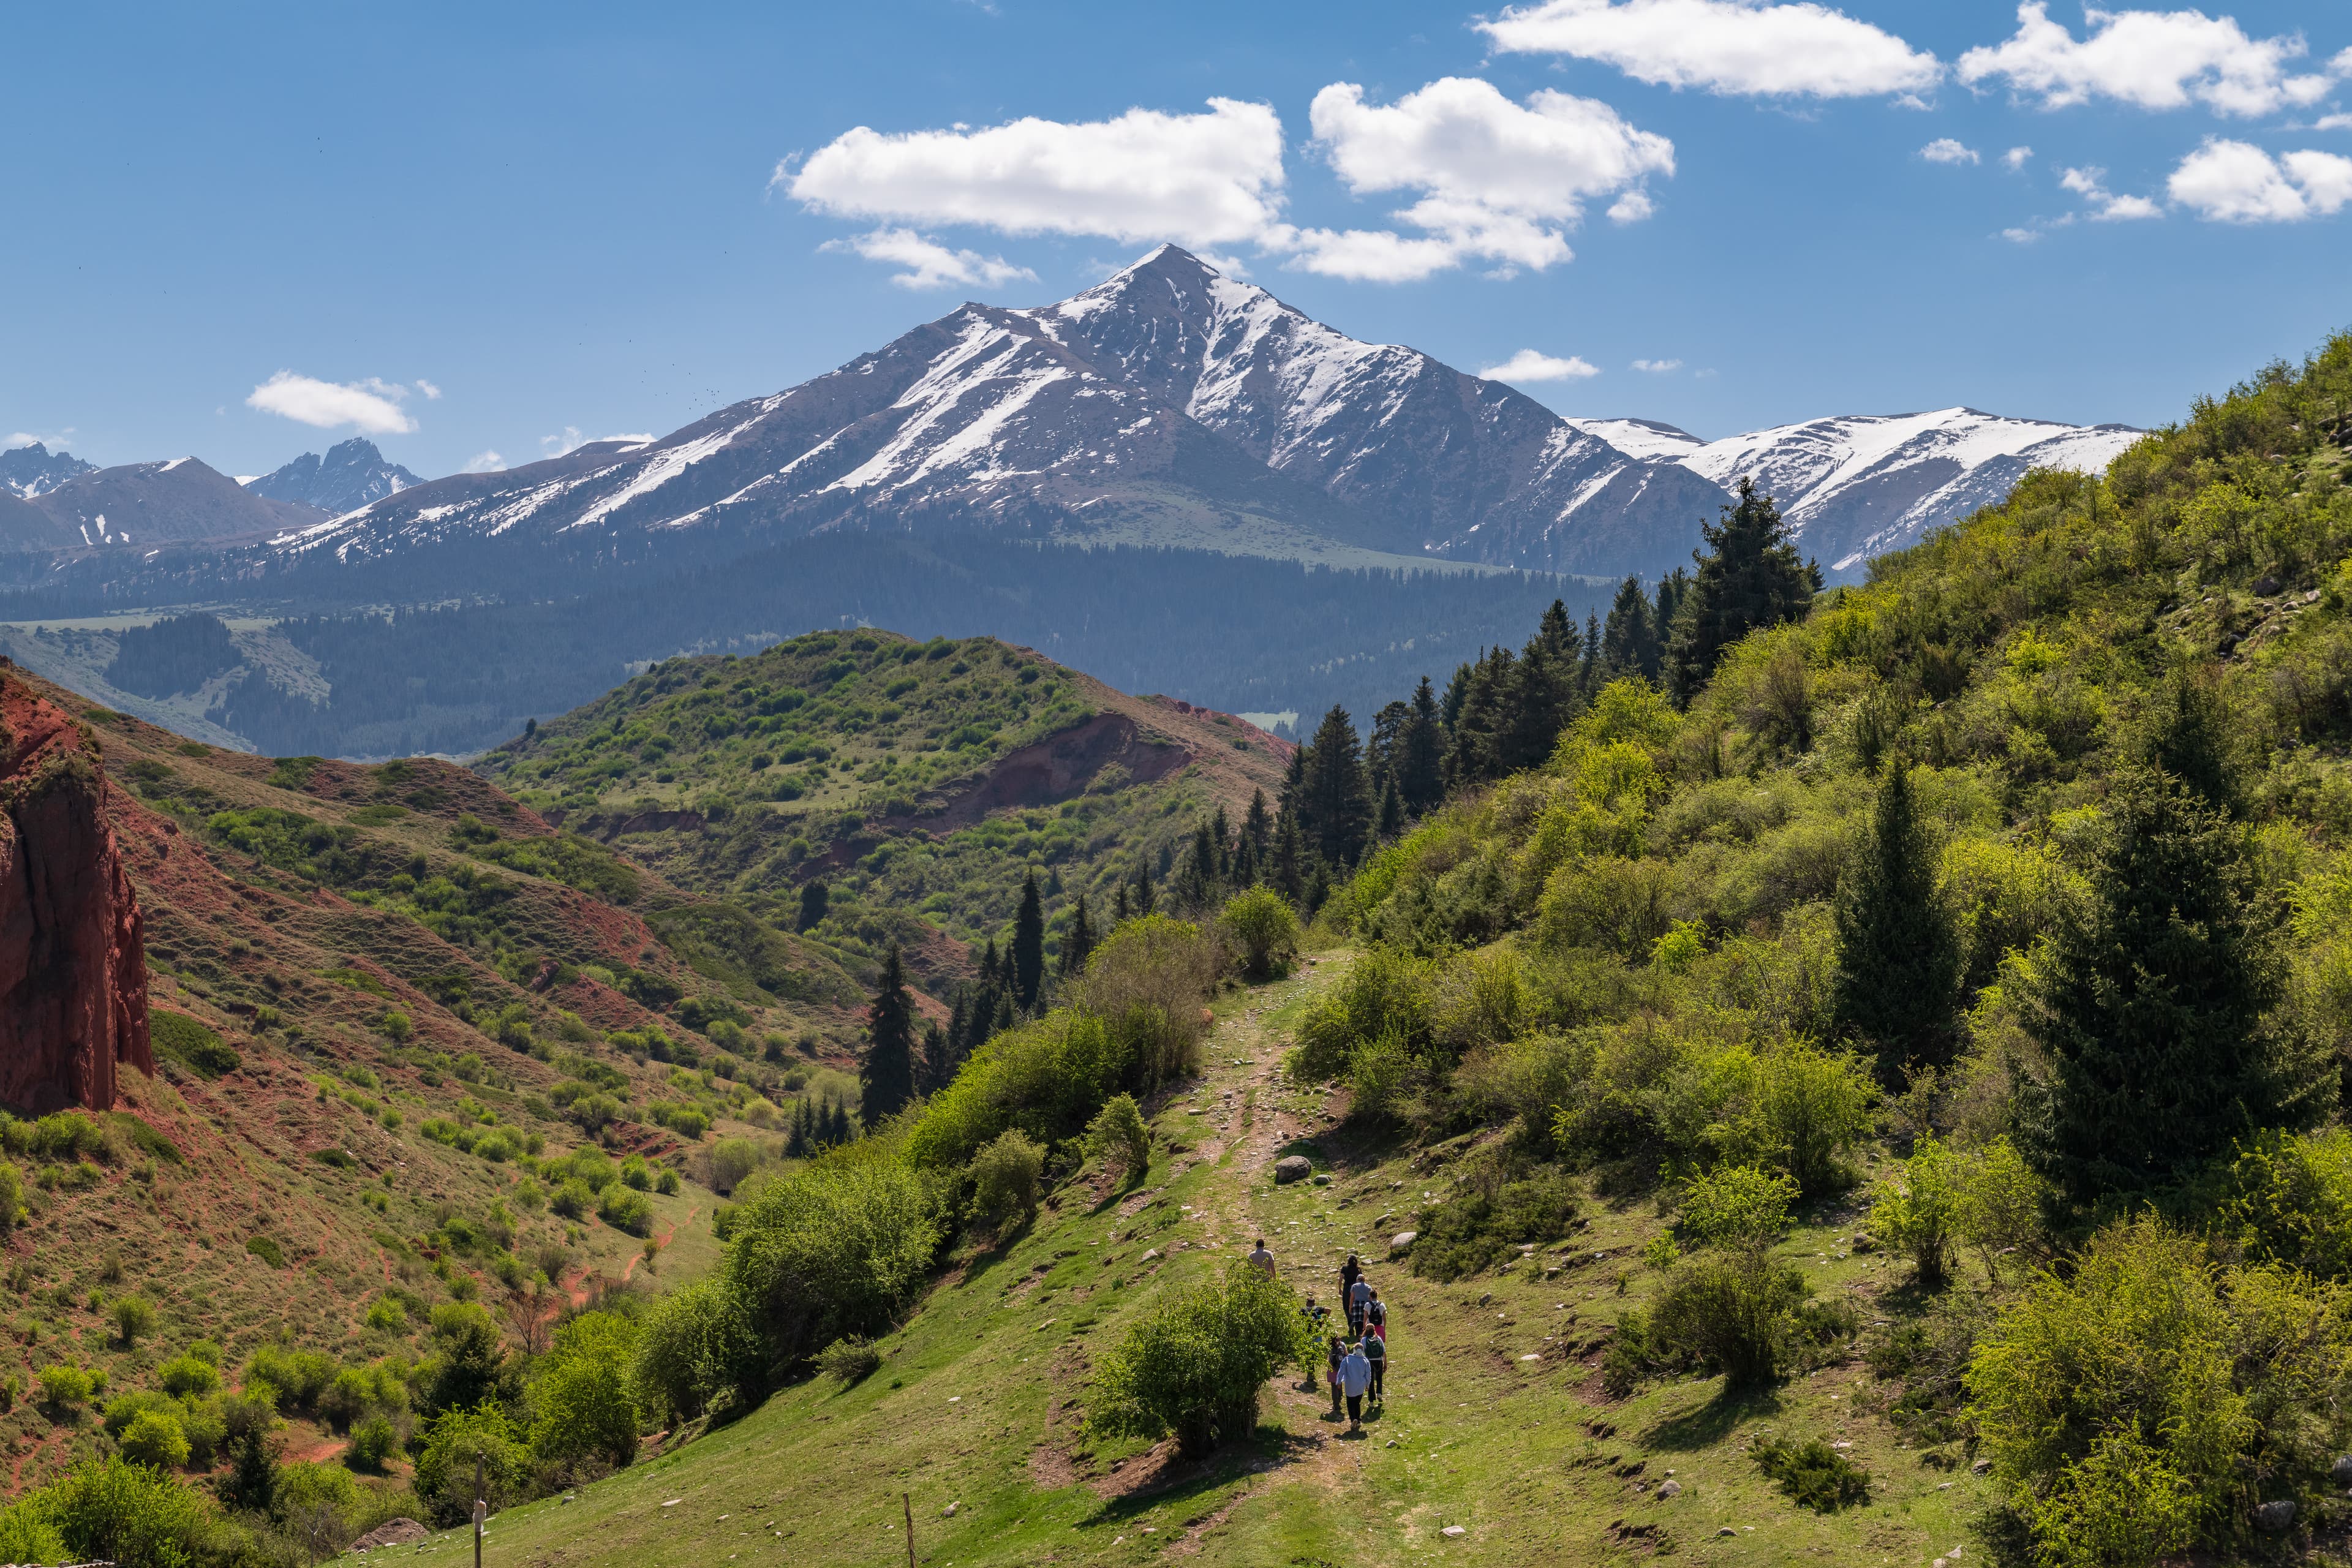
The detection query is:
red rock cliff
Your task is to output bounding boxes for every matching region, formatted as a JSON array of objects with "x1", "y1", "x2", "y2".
[{"x1": 0, "y1": 671, "x2": 150, "y2": 1112}]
